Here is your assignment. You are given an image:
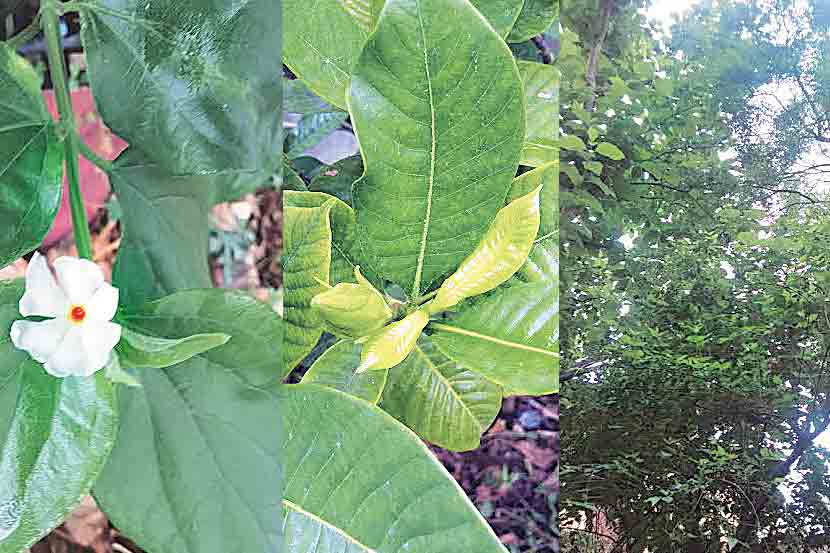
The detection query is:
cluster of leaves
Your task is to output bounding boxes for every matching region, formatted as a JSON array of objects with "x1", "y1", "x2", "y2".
[
  {"x1": 0, "y1": 1, "x2": 285, "y2": 552},
  {"x1": 282, "y1": 0, "x2": 559, "y2": 550},
  {"x1": 559, "y1": 0, "x2": 830, "y2": 549}
]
